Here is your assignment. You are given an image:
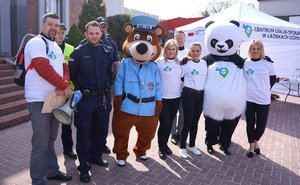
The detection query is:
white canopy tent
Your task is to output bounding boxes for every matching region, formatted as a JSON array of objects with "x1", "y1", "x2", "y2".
[{"x1": 176, "y1": 1, "x2": 300, "y2": 95}]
